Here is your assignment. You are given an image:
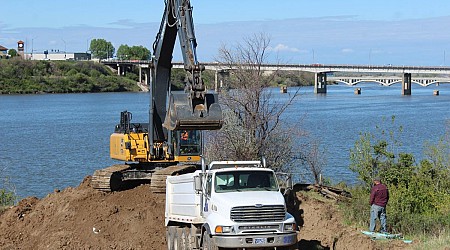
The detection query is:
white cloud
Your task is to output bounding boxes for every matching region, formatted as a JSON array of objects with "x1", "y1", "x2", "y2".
[
  {"x1": 269, "y1": 43, "x2": 301, "y2": 53},
  {"x1": 341, "y1": 48, "x2": 354, "y2": 53}
]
